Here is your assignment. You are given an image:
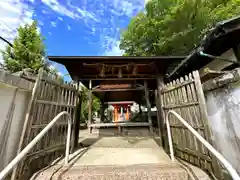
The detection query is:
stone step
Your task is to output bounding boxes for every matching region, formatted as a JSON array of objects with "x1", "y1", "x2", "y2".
[{"x1": 32, "y1": 163, "x2": 188, "y2": 180}]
